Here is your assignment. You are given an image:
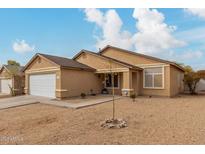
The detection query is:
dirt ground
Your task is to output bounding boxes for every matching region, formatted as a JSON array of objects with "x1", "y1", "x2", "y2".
[{"x1": 1, "y1": 94, "x2": 205, "y2": 145}]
